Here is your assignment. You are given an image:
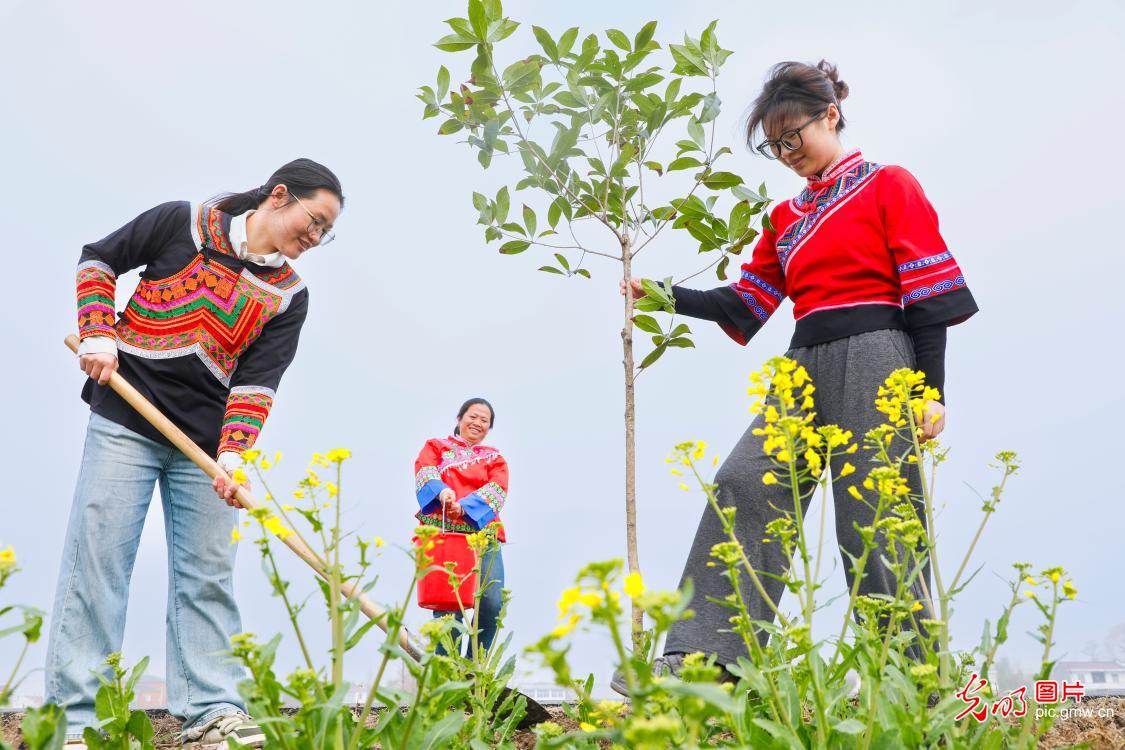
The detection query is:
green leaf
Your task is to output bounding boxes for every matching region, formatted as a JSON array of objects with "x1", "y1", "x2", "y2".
[
  {"x1": 436, "y1": 66, "x2": 450, "y2": 96},
  {"x1": 503, "y1": 60, "x2": 540, "y2": 91},
  {"x1": 575, "y1": 268, "x2": 591, "y2": 278},
  {"x1": 489, "y1": 18, "x2": 519, "y2": 42},
  {"x1": 669, "y1": 43, "x2": 707, "y2": 75},
  {"x1": 522, "y1": 205, "x2": 537, "y2": 237},
  {"x1": 553, "y1": 253, "x2": 570, "y2": 271},
  {"x1": 438, "y1": 118, "x2": 464, "y2": 135},
  {"x1": 499, "y1": 240, "x2": 529, "y2": 254},
  {"x1": 632, "y1": 314, "x2": 661, "y2": 334},
  {"x1": 698, "y1": 92, "x2": 721, "y2": 123},
  {"x1": 667, "y1": 336, "x2": 694, "y2": 348},
  {"x1": 472, "y1": 192, "x2": 489, "y2": 212},
  {"x1": 345, "y1": 618, "x2": 381, "y2": 650},
  {"x1": 732, "y1": 184, "x2": 767, "y2": 203},
  {"x1": 634, "y1": 21, "x2": 657, "y2": 51},
  {"x1": 532, "y1": 26, "x2": 559, "y2": 61},
  {"x1": 467, "y1": 0, "x2": 488, "y2": 40},
  {"x1": 639, "y1": 344, "x2": 667, "y2": 369},
  {"x1": 643, "y1": 160, "x2": 663, "y2": 176},
  {"x1": 500, "y1": 222, "x2": 525, "y2": 235},
  {"x1": 717, "y1": 255, "x2": 730, "y2": 280},
  {"x1": 834, "y1": 719, "x2": 866, "y2": 735},
  {"x1": 762, "y1": 210, "x2": 775, "y2": 232},
  {"x1": 687, "y1": 117, "x2": 705, "y2": 149},
  {"x1": 557, "y1": 27, "x2": 579, "y2": 57},
  {"x1": 495, "y1": 186, "x2": 510, "y2": 222},
  {"x1": 538, "y1": 265, "x2": 564, "y2": 274},
  {"x1": 702, "y1": 171, "x2": 743, "y2": 189},
  {"x1": 667, "y1": 156, "x2": 702, "y2": 171},
  {"x1": 729, "y1": 201, "x2": 751, "y2": 239},
  {"x1": 606, "y1": 28, "x2": 631, "y2": 51},
  {"x1": 434, "y1": 34, "x2": 475, "y2": 52},
  {"x1": 547, "y1": 198, "x2": 562, "y2": 229}
]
